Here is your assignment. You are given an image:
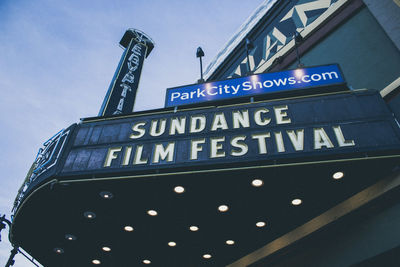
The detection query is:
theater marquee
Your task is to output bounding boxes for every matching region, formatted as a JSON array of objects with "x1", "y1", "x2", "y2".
[{"x1": 60, "y1": 90, "x2": 400, "y2": 176}]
